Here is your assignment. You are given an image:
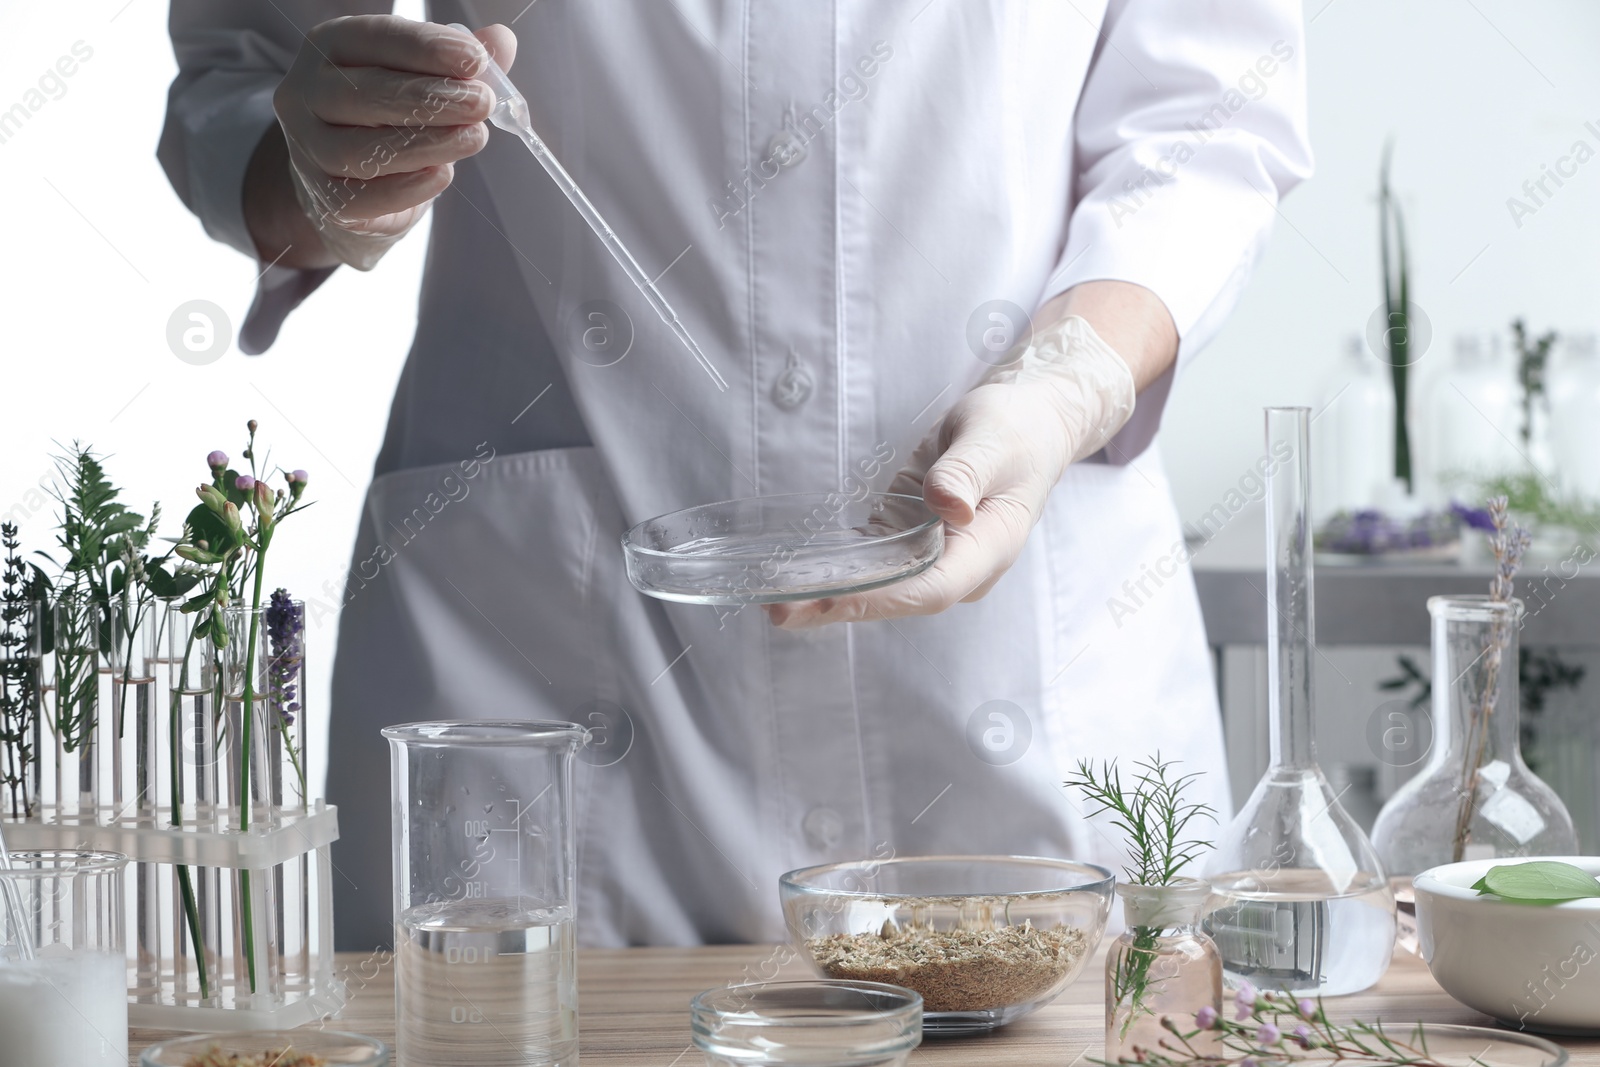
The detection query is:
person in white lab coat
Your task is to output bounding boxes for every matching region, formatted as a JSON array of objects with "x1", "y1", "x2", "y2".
[{"x1": 161, "y1": 1, "x2": 1312, "y2": 950}]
